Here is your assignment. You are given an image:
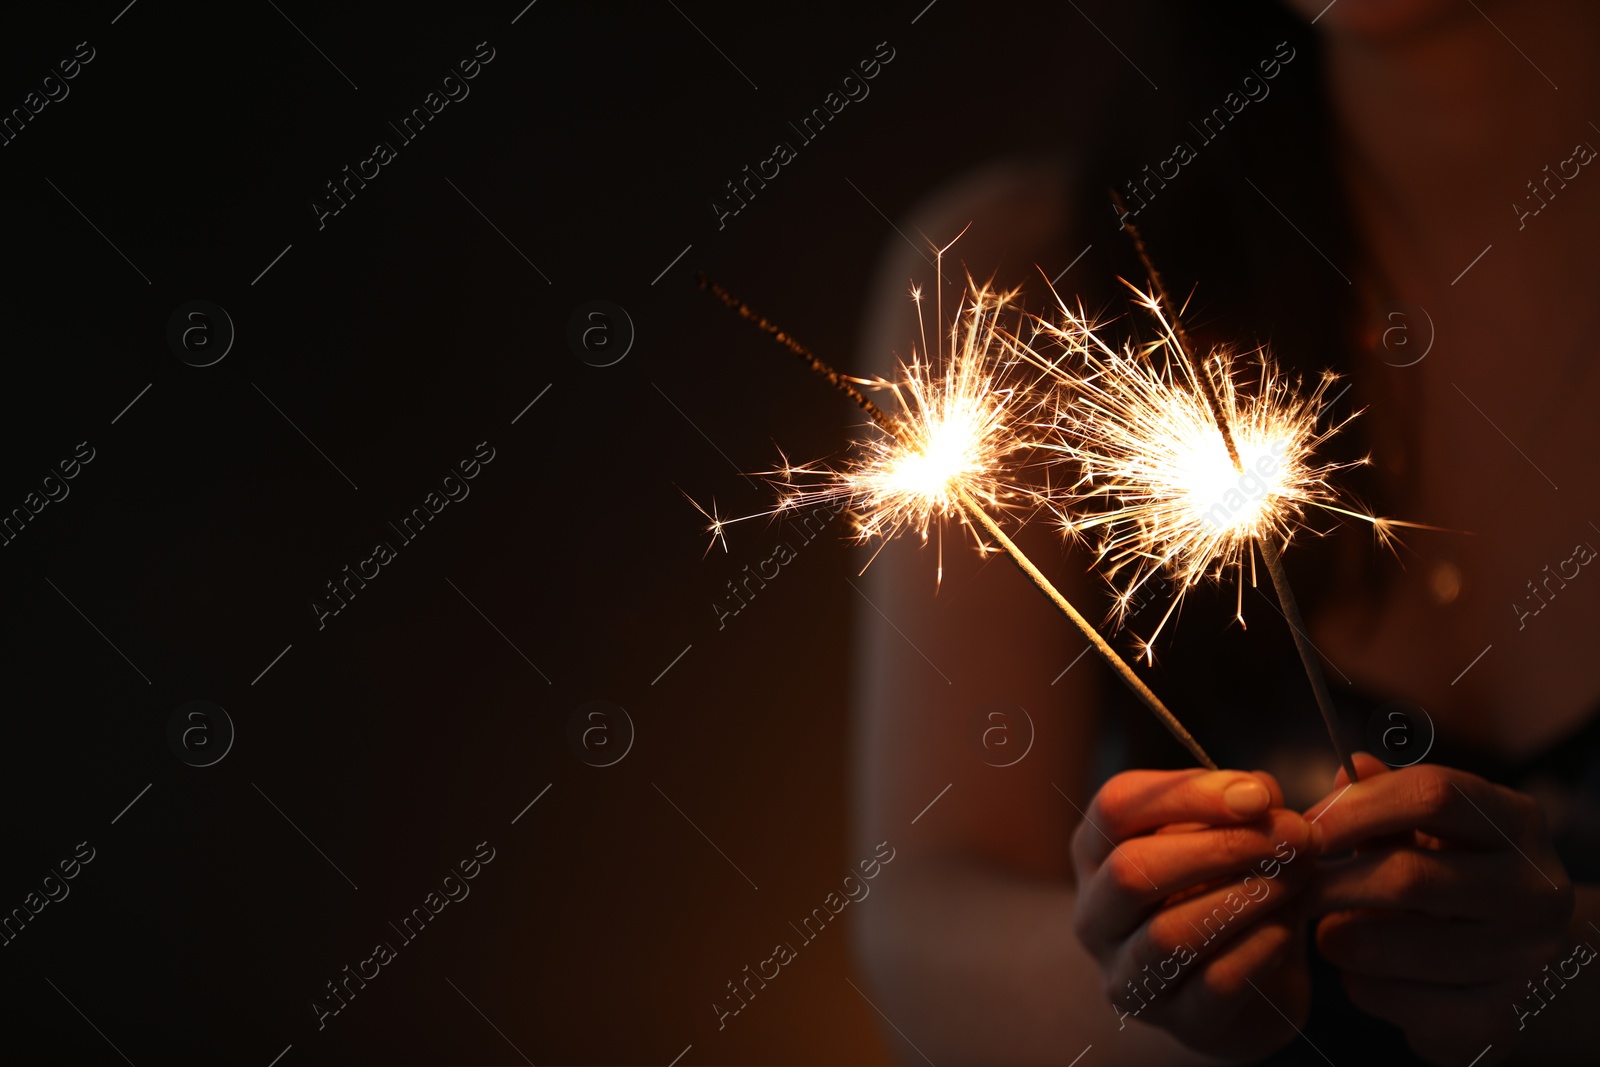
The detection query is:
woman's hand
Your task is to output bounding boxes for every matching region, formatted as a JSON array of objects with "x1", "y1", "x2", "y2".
[
  {"x1": 1070, "y1": 767, "x2": 1323, "y2": 1061},
  {"x1": 1305, "y1": 754, "x2": 1577, "y2": 1065}
]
